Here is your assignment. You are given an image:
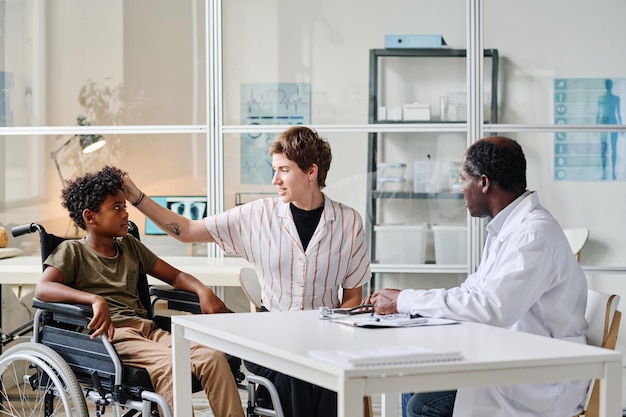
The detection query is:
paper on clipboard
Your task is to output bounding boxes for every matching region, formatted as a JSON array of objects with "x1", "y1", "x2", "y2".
[{"x1": 330, "y1": 313, "x2": 459, "y2": 328}]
